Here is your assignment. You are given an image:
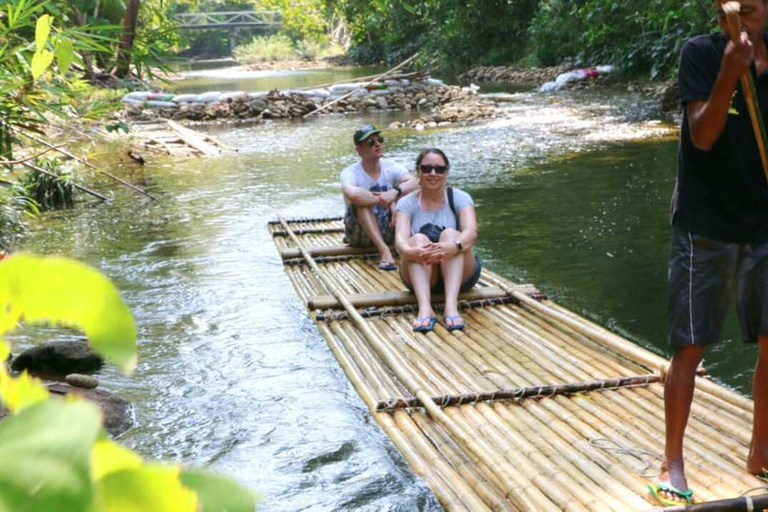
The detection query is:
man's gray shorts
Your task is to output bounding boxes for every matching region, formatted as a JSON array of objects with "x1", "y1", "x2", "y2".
[
  {"x1": 668, "y1": 226, "x2": 768, "y2": 347},
  {"x1": 343, "y1": 205, "x2": 394, "y2": 247}
]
